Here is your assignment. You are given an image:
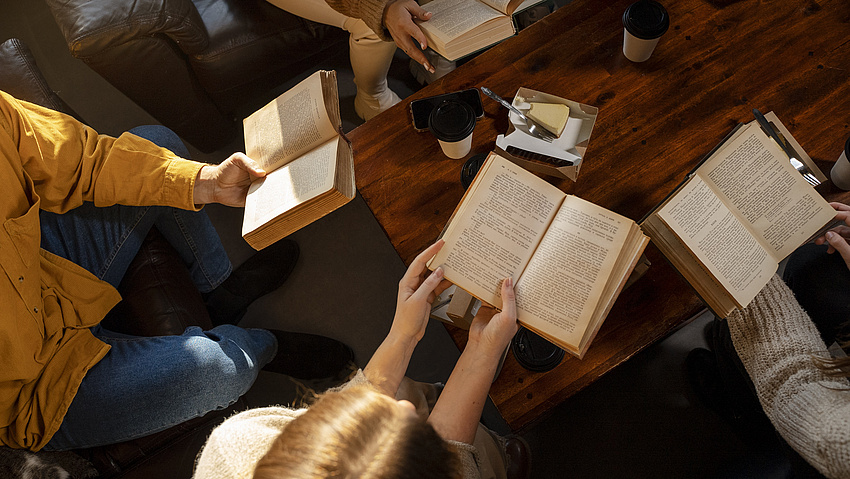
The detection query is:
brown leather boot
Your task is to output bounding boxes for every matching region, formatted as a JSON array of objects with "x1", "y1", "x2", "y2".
[{"x1": 505, "y1": 435, "x2": 532, "y2": 479}]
